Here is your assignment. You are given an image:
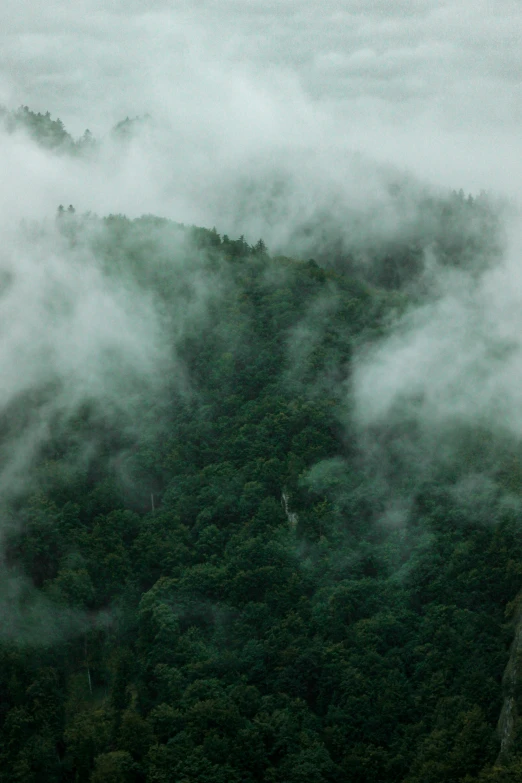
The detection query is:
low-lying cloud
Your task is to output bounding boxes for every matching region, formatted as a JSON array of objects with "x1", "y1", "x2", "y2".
[{"x1": 2, "y1": 0, "x2": 522, "y2": 635}]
